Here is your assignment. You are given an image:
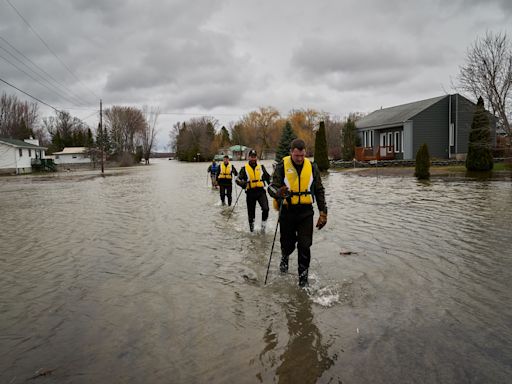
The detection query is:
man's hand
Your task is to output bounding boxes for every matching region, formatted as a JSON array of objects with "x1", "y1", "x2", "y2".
[
  {"x1": 316, "y1": 211, "x2": 327, "y2": 229},
  {"x1": 236, "y1": 179, "x2": 247, "y2": 189},
  {"x1": 277, "y1": 186, "x2": 290, "y2": 199}
]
